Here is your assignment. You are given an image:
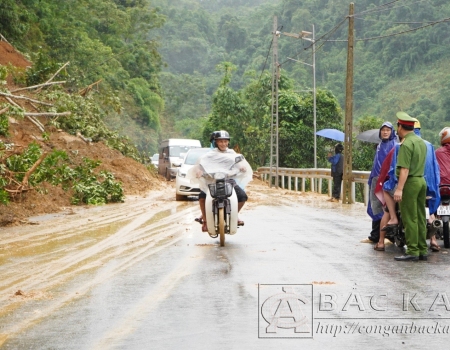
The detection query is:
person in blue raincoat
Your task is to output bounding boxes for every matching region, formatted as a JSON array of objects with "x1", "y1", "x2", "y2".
[
  {"x1": 375, "y1": 120, "x2": 441, "y2": 251},
  {"x1": 327, "y1": 143, "x2": 344, "y2": 202},
  {"x1": 414, "y1": 121, "x2": 441, "y2": 251},
  {"x1": 365, "y1": 122, "x2": 397, "y2": 243}
]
